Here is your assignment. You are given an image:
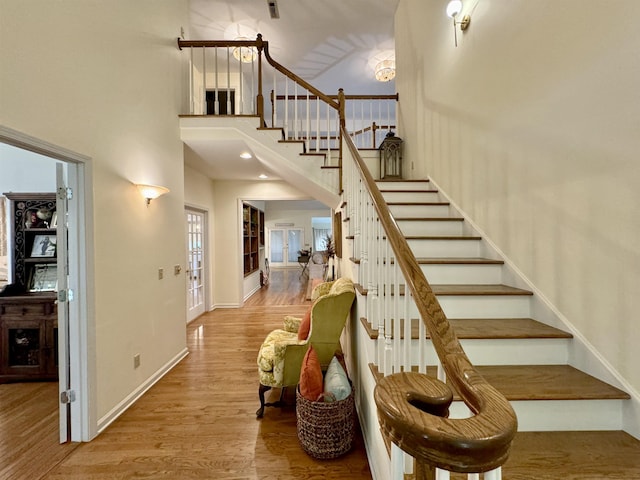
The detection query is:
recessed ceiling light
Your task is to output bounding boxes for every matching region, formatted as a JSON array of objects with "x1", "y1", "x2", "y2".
[
  {"x1": 240, "y1": 152, "x2": 252, "y2": 159},
  {"x1": 259, "y1": 174, "x2": 268, "y2": 179}
]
